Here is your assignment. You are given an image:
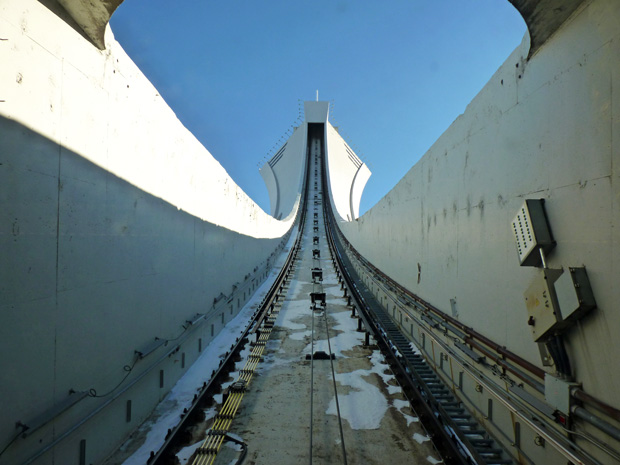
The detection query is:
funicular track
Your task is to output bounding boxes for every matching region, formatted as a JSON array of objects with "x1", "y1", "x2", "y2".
[
  {"x1": 149, "y1": 126, "x2": 353, "y2": 465},
  {"x1": 319, "y1": 145, "x2": 515, "y2": 464},
  {"x1": 151, "y1": 125, "x2": 523, "y2": 465},
  {"x1": 147, "y1": 135, "x2": 314, "y2": 465},
  {"x1": 307, "y1": 134, "x2": 348, "y2": 465}
]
